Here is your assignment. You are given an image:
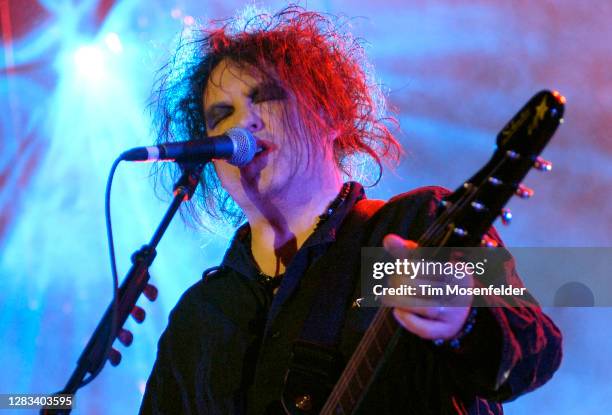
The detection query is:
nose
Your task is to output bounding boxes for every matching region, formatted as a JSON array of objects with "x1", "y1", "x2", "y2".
[{"x1": 241, "y1": 104, "x2": 264, "y2": 133}]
